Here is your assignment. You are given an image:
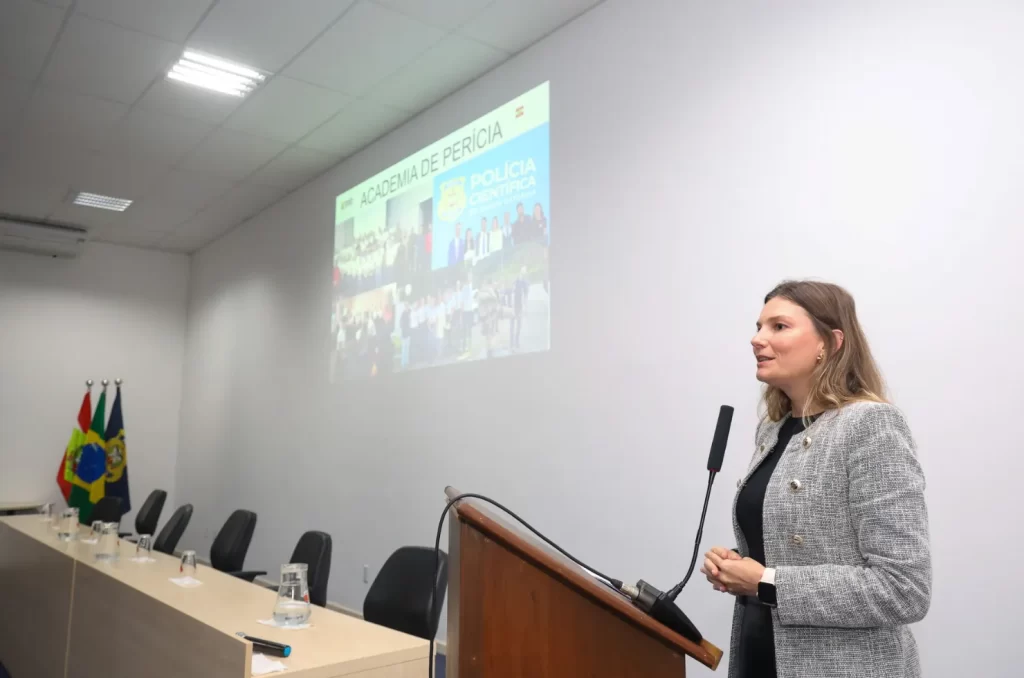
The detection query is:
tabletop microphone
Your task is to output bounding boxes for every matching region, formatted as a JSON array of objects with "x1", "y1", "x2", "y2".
[{"x1": 619, "y1": 405, "x2": 735, "y2": 643}]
